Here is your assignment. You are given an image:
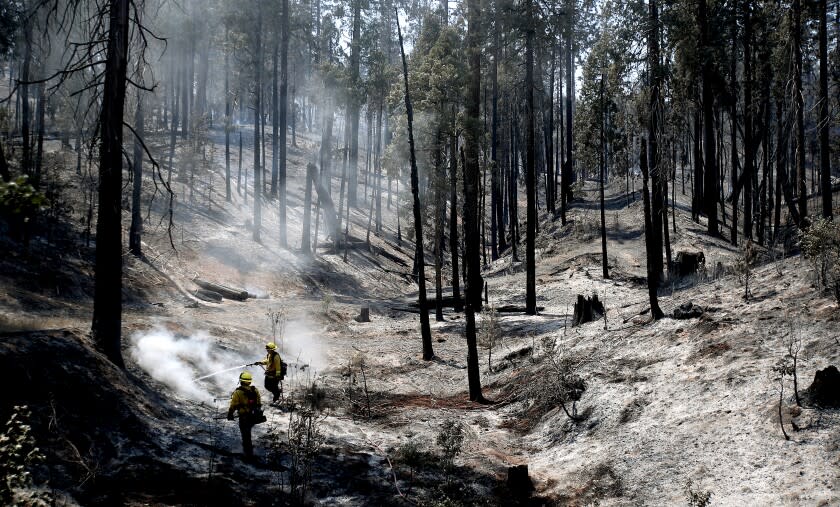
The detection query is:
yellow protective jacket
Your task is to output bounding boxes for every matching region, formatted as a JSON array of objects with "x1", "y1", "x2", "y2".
[
  {"x1": 229, "y1": 385, "x2": 261, "y2": 417},
  {"x1": 260, "y1": 351, "x2": 282, "y2": 379}
]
